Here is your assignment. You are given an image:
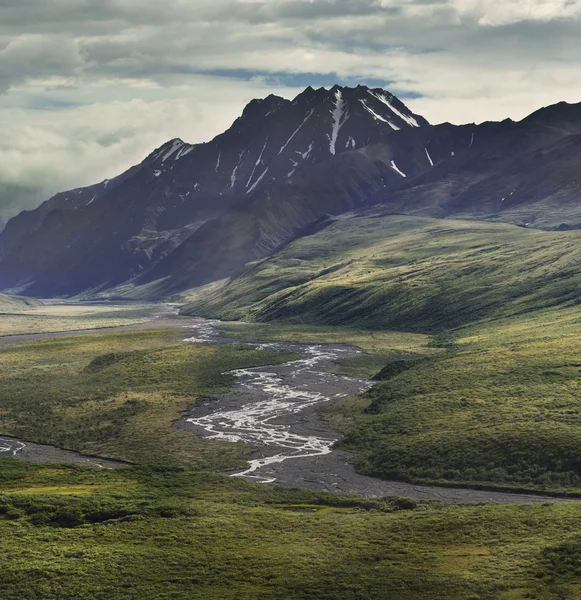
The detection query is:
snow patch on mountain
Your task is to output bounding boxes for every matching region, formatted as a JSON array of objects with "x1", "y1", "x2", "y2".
[
  {"x1": 297, "y1": 142, "x2": 314, "y2": 161},
  {"x1": 162, "y1": 140, "x2": 185, "y2": 162},
  {"x1": 230, "y1": 150, "x2": 246, "y2": 189},
  {"x1": 247, "y1": 168, "x2": 269, "y2": 194},
  {"x1": 278, "y1": 110, "x2": 314, "y2": 156},
  {"x1": 329, "y1": 89, "x2": 349, "y2": 155},
  {"x1": 247, "y1": 139, "x2": 269, "y2": 189},
  {"x1": 368, "y1": 91, "x2": 420, "y2": 128},
  {"x1": 176, "y1": 144, "x2": 195, "y2": 160},
  {"x1": 359, "y1": 99, "x2": 399, "y2": 130},
  {"x1": 287, "y1": 158, "x2": 298, "y2": 178},
  {"x1": 390, "y1": 160, "x2": 407, "y2": 178}
]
